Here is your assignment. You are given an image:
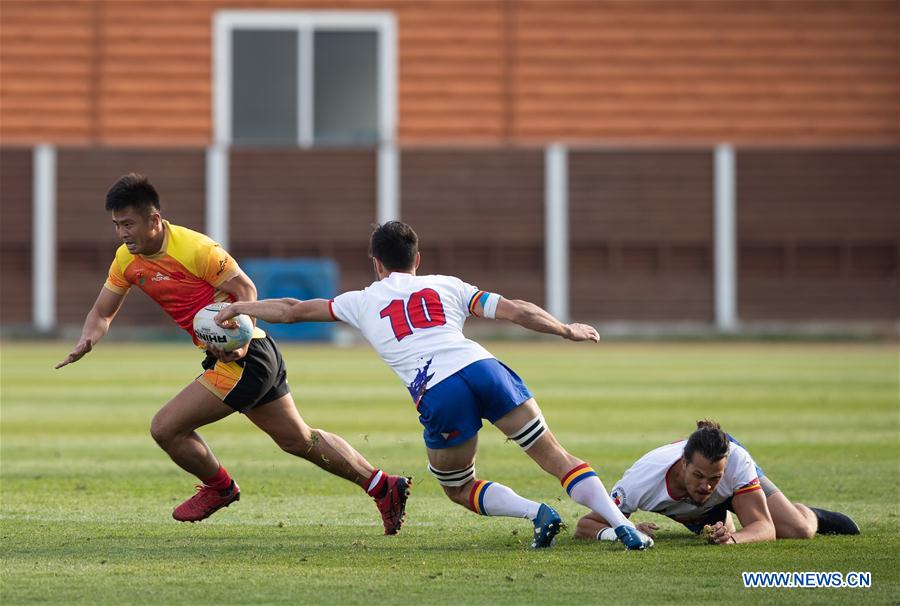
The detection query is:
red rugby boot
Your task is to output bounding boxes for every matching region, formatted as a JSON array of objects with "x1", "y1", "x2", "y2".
[
  {"x1": 172, "y1": 480, "x2": 240, "y2": 522},
  {"x1": 374, "y1": 475, "x2": 412, "y2": 535}
]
